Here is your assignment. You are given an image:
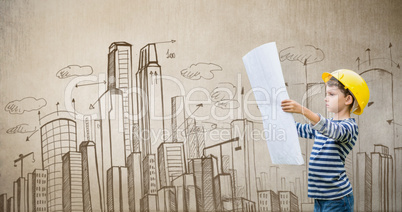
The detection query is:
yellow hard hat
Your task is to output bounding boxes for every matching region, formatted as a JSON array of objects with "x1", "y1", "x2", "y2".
[{"x1": 322, "y1": 69, "x2": 370, "y2": 115}]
